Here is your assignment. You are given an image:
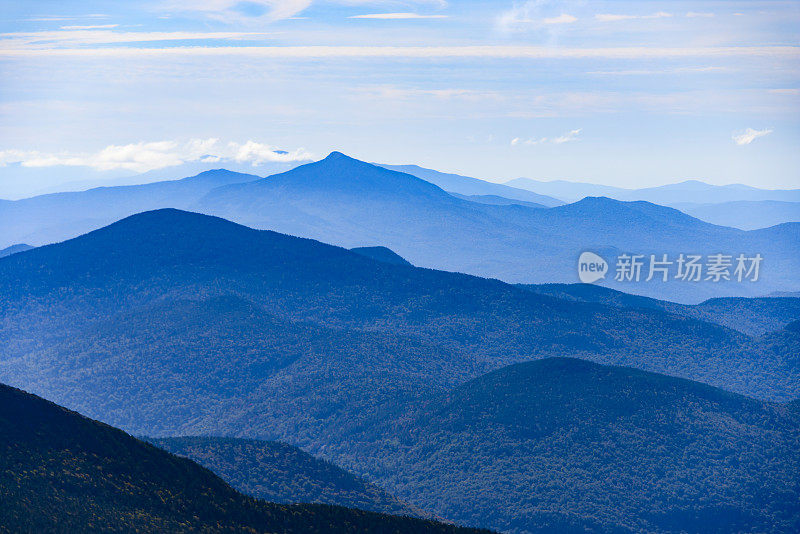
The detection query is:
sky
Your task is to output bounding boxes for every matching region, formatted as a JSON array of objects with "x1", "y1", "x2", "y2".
[{"x1": 0, "y1": 0, "x2": 798, "y2": 198}]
